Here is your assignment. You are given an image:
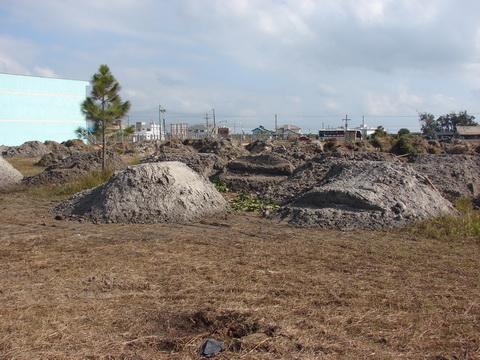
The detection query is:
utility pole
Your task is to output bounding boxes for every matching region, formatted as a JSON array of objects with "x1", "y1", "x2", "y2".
[
  {"x1": 159, "y1": 105, "x2": 166, "y2": 141},
  {"x1": 205, "y1": 112, "x2": 210, "y2": 138},
  {"x1": 212, "y1": 108, "x2": 216, "y2": 137},
  {"x1": 274, "y1": 114, "x2": 278, "y2": 139},
  {"x1": 343, "y1": 114, "x2": 351, "y2": 131}
]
